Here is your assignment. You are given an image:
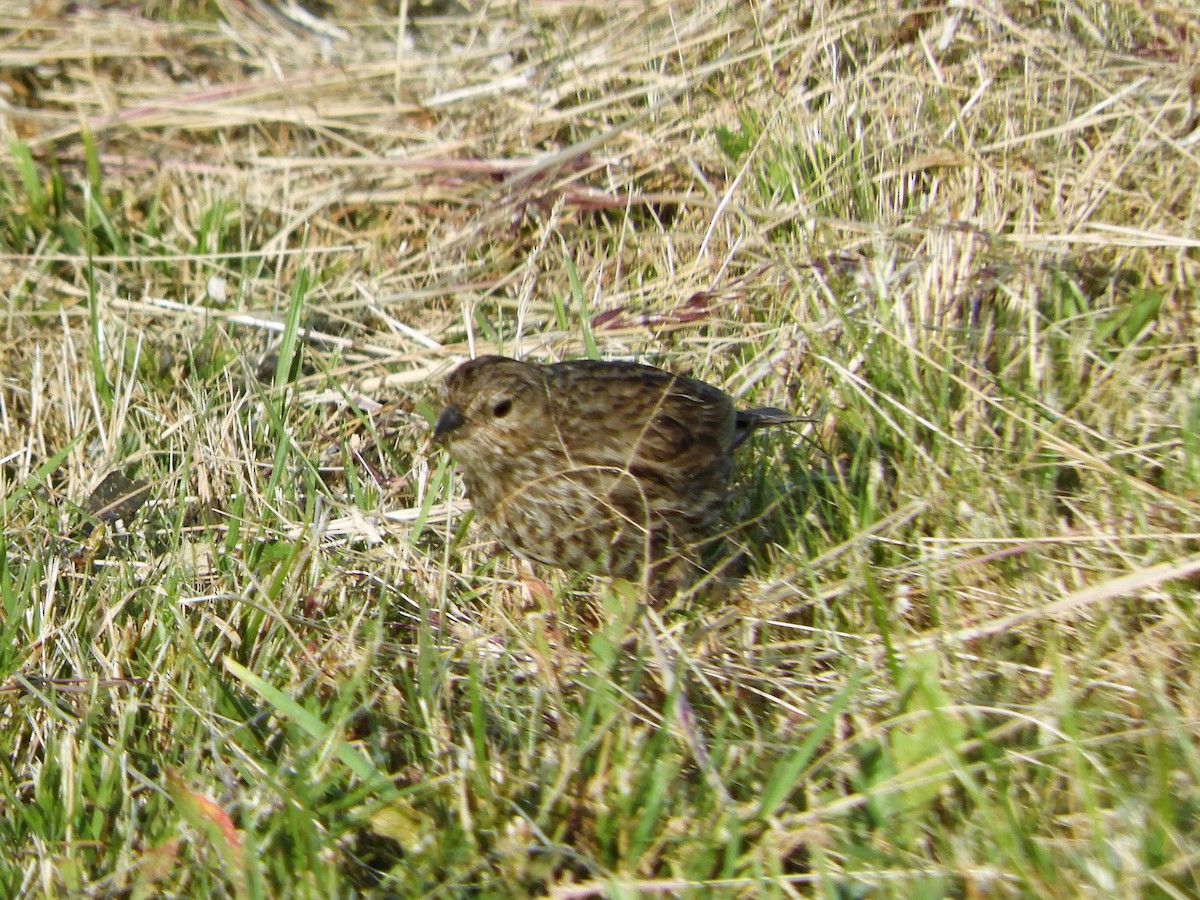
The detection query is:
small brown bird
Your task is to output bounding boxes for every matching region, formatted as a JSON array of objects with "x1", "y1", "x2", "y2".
[{"x1": 432, "y1": 355, "x2": 796, "y2": 589}]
